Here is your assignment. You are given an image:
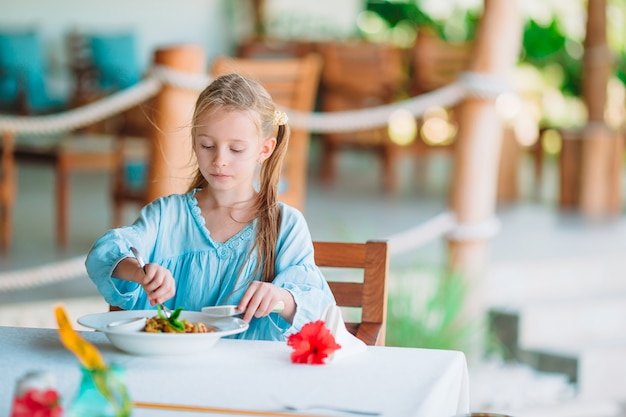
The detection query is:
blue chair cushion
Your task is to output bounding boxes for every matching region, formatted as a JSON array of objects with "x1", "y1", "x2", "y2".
[
  {"x1": 0, "y1": 30, "x2": 65, "y2": 113},
  {"x1": 89, "y1": 32, "x2": 140, "y2": 91}
]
